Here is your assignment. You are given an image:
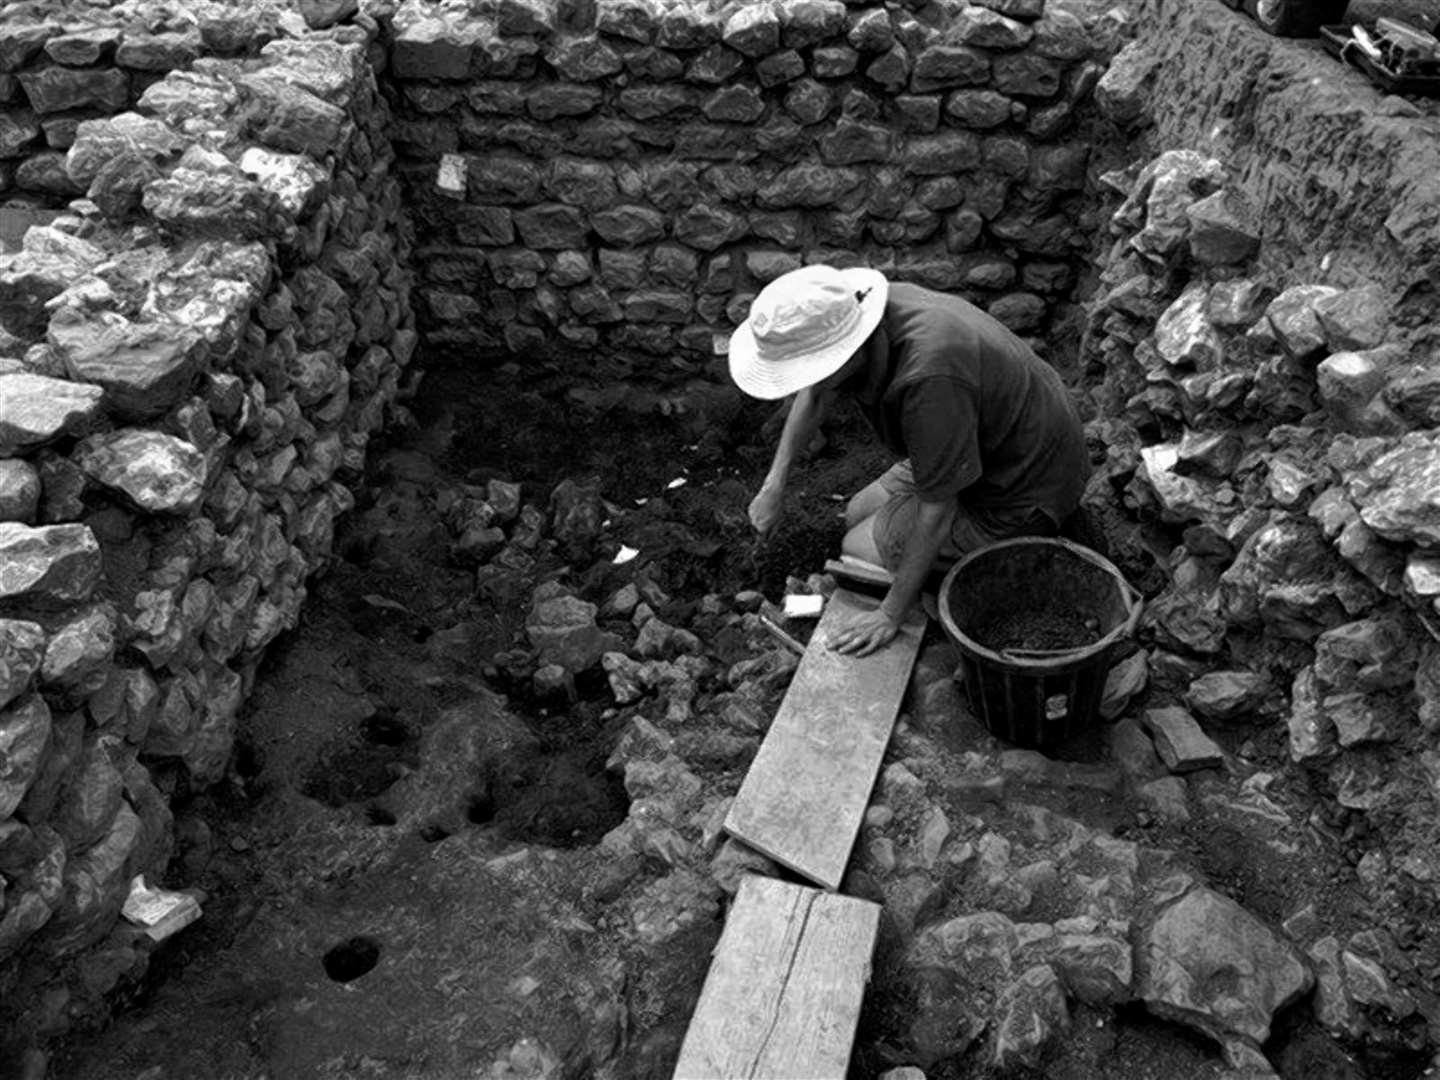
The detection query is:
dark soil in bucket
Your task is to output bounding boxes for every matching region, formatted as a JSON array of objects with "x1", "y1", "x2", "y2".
[{"x1": 969, "y1": 607, "x2": 1102, "y2": 653}]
